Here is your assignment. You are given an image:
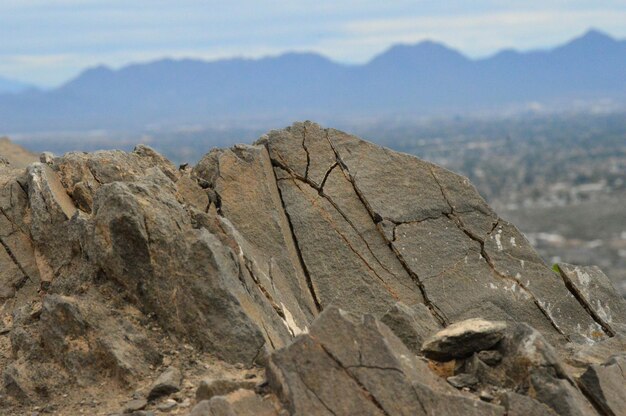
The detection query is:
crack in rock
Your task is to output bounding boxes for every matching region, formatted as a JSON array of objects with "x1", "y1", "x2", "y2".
[
  {"x1": 273, "y1": 165, "x2": 402, "y2": 300},
  {"x1": 294, "y1": 364, "x2": 338, "y2": 416},
  {"x1": 262, "y1": 145, "x2": 322, "y2": 313},
  {"x1": 272, "y1": 157, "x2": 401, "y2": 283},
  {"x1": 323, "y1": 131, "x2": 448, "y2": 327},
  {"x1": 301, "y1": 124, "x2": 311, "y2": 181},
  {"x1": 0, "y1": 235, "x2": 31, "y2": 288},
  {"x1": 555, "y1": 265, "x2": 615, "y2": 337},
  {"x1": 428, "y1": 165, "x2": 570, "y2": 340},
  {"x1": 318, "y1": 343, "x2": 392, "y2": 416},
  {"x1": 319, "y1": 162, "x2": 339, "y2": 192}
]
